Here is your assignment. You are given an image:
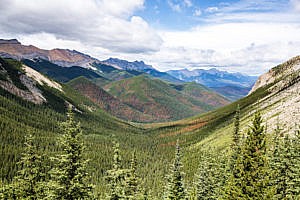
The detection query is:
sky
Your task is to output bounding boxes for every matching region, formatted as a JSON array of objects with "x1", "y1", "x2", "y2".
[{"x1": 0, "y1": 0, "x2": 300, "y2": 75}]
